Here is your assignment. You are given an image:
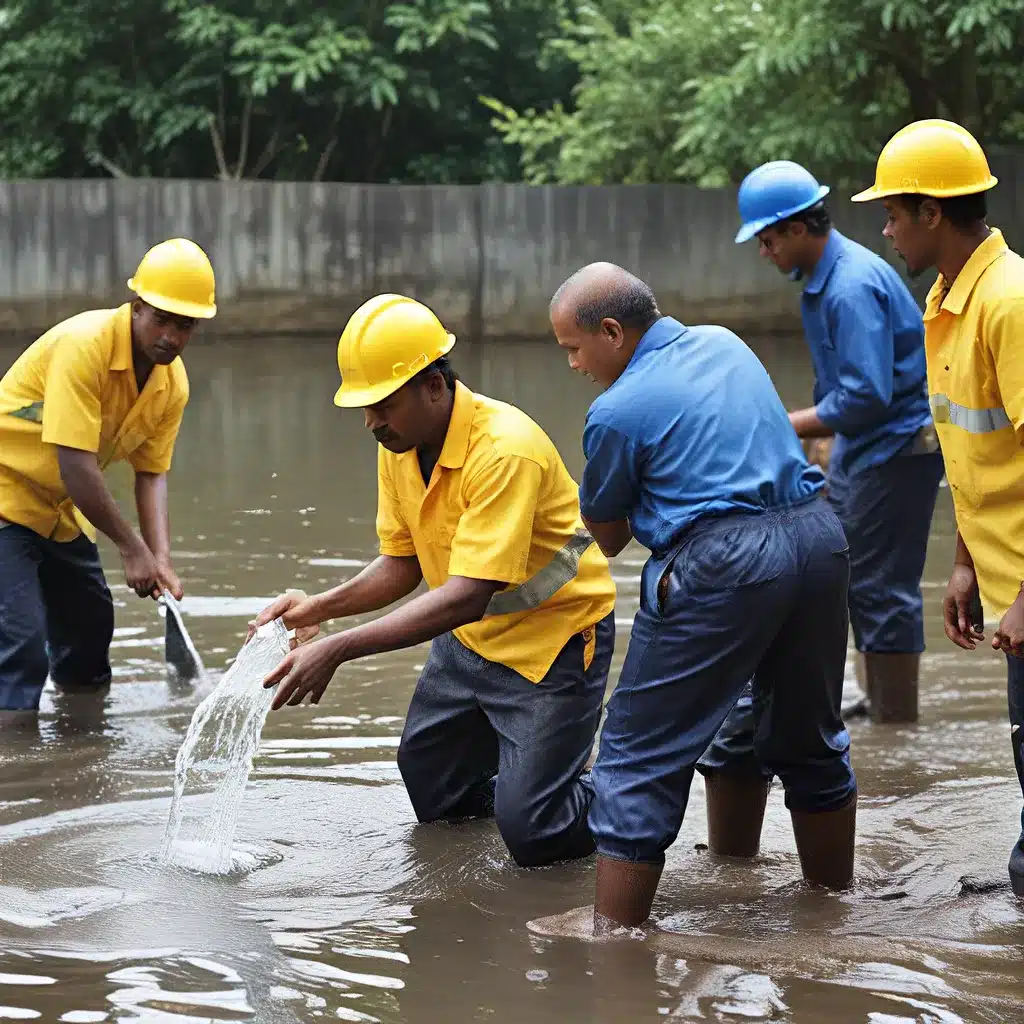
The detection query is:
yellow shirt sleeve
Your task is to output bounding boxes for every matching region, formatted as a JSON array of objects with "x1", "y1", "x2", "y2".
[
  {"x1": 448, "y1": 453, "x2": 541, "y2": 585},
  {"x1": 128, "y1": 390, "x2": 188, "y2": 474},
  {"x1": 376, "y1": 447, "x2": 416, "y2": 557},
  {"x1": 991, "y1": 296, "x2": 1024, "y2": 437},
  {"x1": 39, "y1": 335, "x2": 106, "y2": 453}
]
